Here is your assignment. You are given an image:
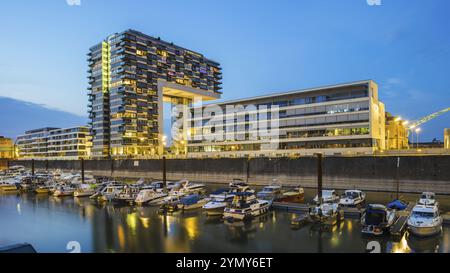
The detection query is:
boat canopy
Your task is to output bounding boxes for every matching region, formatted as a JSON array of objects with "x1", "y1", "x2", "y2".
[{"x1": 180, "y1": 194, "x2": 201, "y2": 205}]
